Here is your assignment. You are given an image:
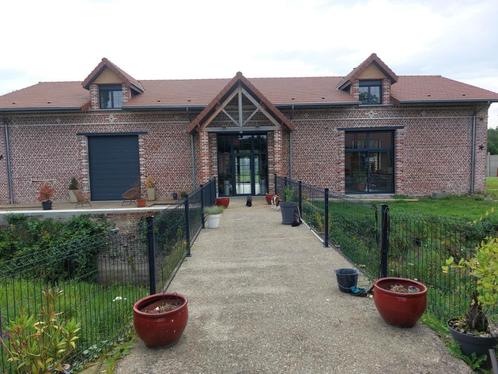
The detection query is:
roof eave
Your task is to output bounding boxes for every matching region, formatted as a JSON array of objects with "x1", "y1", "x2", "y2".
[
  {"x1": 122, "y1": 104, "x2": 205, "y2": 111},
  {"x1": 0, "y1": 107, "x2": 83, "y2": 113},
  {"x1": 397, "y1": 99, "x2": 498, "y2": 105}
]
